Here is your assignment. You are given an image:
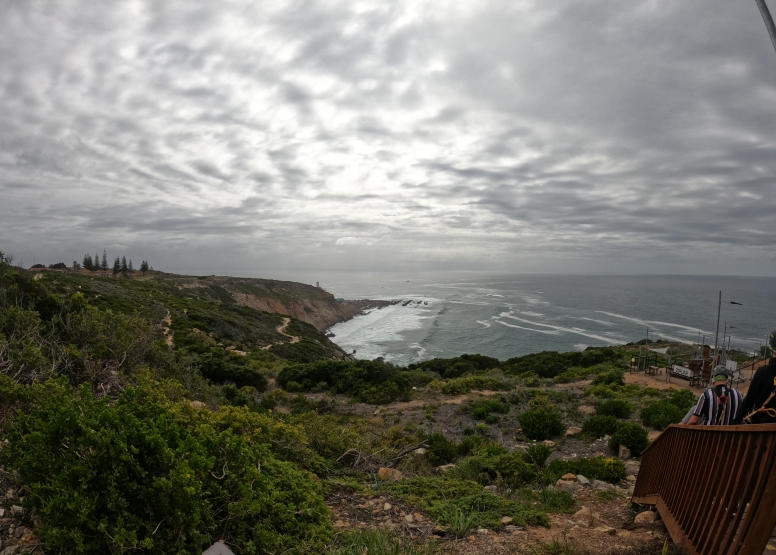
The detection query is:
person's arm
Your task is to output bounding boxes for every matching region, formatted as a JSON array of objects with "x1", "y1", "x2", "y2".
[
  {"x1": 688, "y1": 393, "x2": 707, "y2": 426},
  {"x1": 687, "y1": 414, "x2": 703, "y2": 426},
  {"x1": 735, "y1": 367, "x2": 766, "y2": 424}
]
